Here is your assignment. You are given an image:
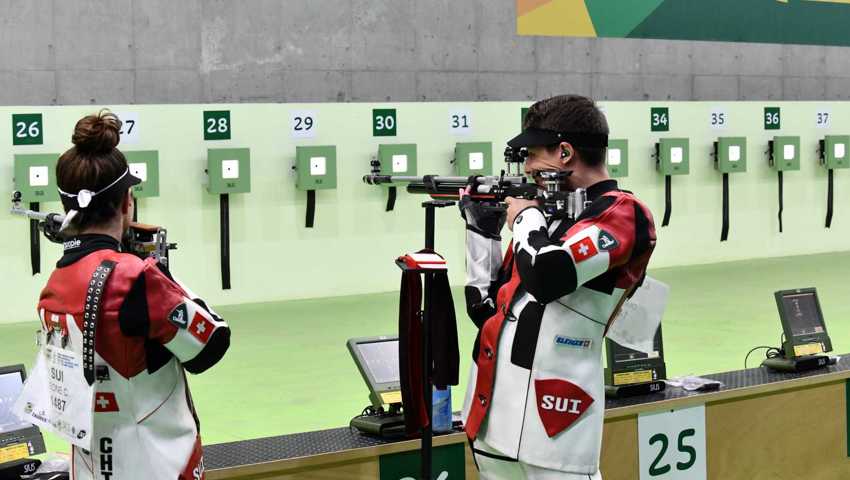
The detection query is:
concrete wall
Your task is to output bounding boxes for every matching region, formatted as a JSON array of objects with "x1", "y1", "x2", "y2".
[{"x1": 1, "y1": 0, "x2": 848, "y2": 104}]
